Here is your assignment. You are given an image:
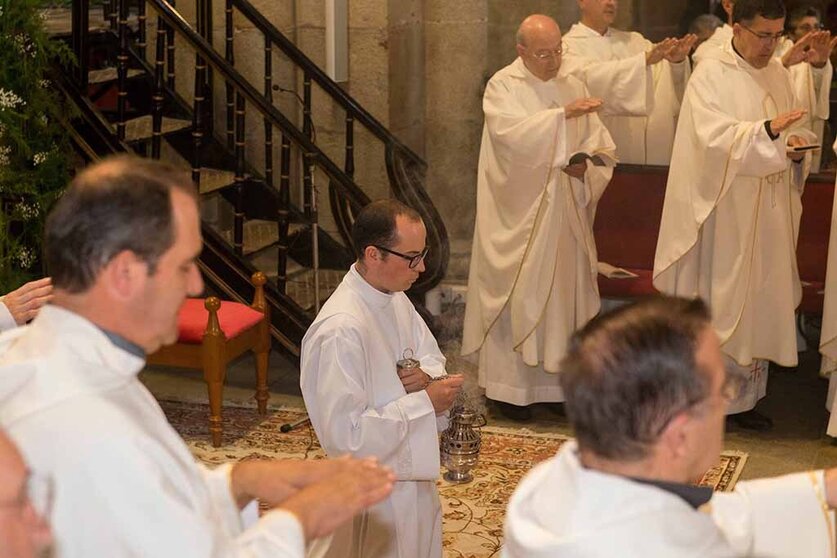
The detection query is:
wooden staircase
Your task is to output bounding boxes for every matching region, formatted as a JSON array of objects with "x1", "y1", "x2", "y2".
[{"x1": 52, "y1": 0, "x2": 449, "y2": 359}]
